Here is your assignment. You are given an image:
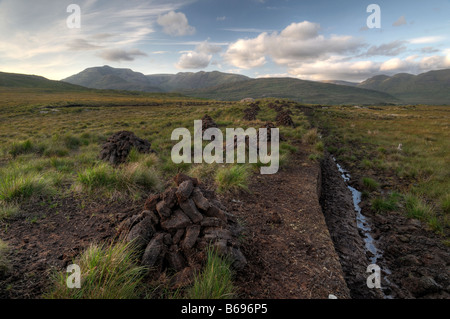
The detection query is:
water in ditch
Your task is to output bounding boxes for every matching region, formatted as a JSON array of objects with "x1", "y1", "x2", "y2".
[{"x1": 332, "y1": 157, "x2": 394, "y2": 298}]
